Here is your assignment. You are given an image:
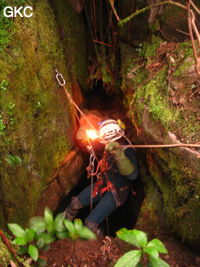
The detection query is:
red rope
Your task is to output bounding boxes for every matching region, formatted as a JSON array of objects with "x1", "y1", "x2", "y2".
[{"x1": 93, "y1": 39, "x2": 114, "y2": 47}]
